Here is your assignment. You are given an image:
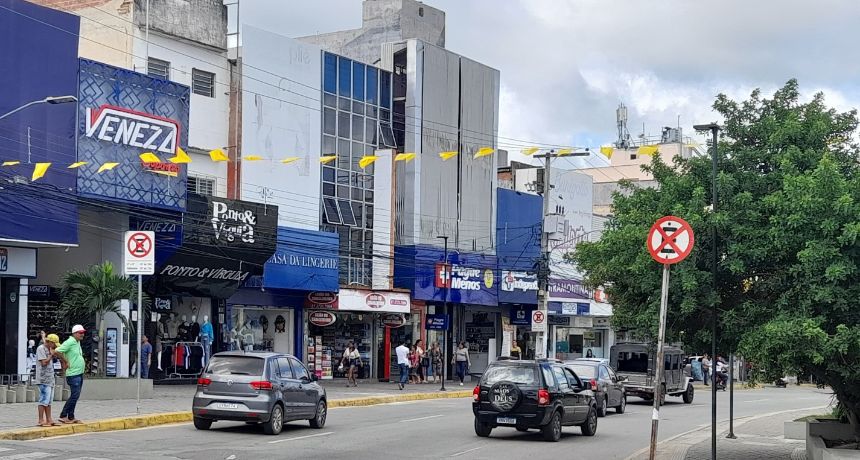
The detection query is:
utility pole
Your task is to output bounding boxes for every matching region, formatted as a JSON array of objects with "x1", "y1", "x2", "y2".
[
  {"x1": 437, "y1": 235, "x2": 449, "y2": 391},
  {"x1": 533, "y1": 149, "x2": 590, "y2": 359}
]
